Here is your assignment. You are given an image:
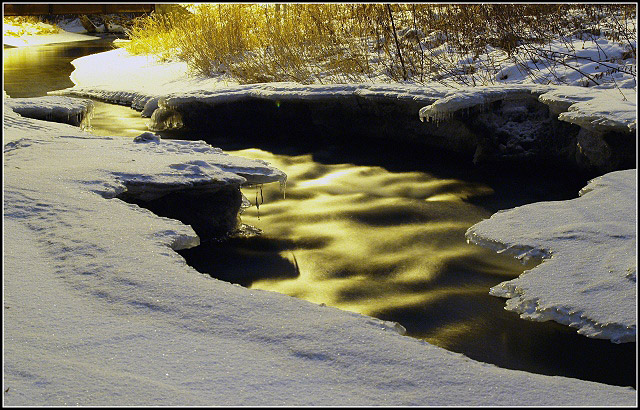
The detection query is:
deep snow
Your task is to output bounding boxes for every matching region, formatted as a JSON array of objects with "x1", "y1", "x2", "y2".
[
  {"x1": 3, "y1": 102, "x2": 636, "y2": 406},
  {"x1": 3, "y1": 15, "x2": 638, "y2": 406}
]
